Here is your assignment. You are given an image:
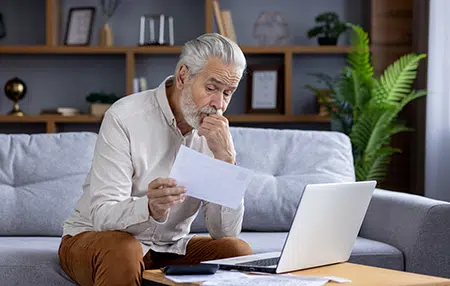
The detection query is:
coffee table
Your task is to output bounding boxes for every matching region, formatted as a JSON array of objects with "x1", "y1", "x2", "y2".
[{"x1": 143, "y1": 262, "x2": 450, "y2": 286}]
